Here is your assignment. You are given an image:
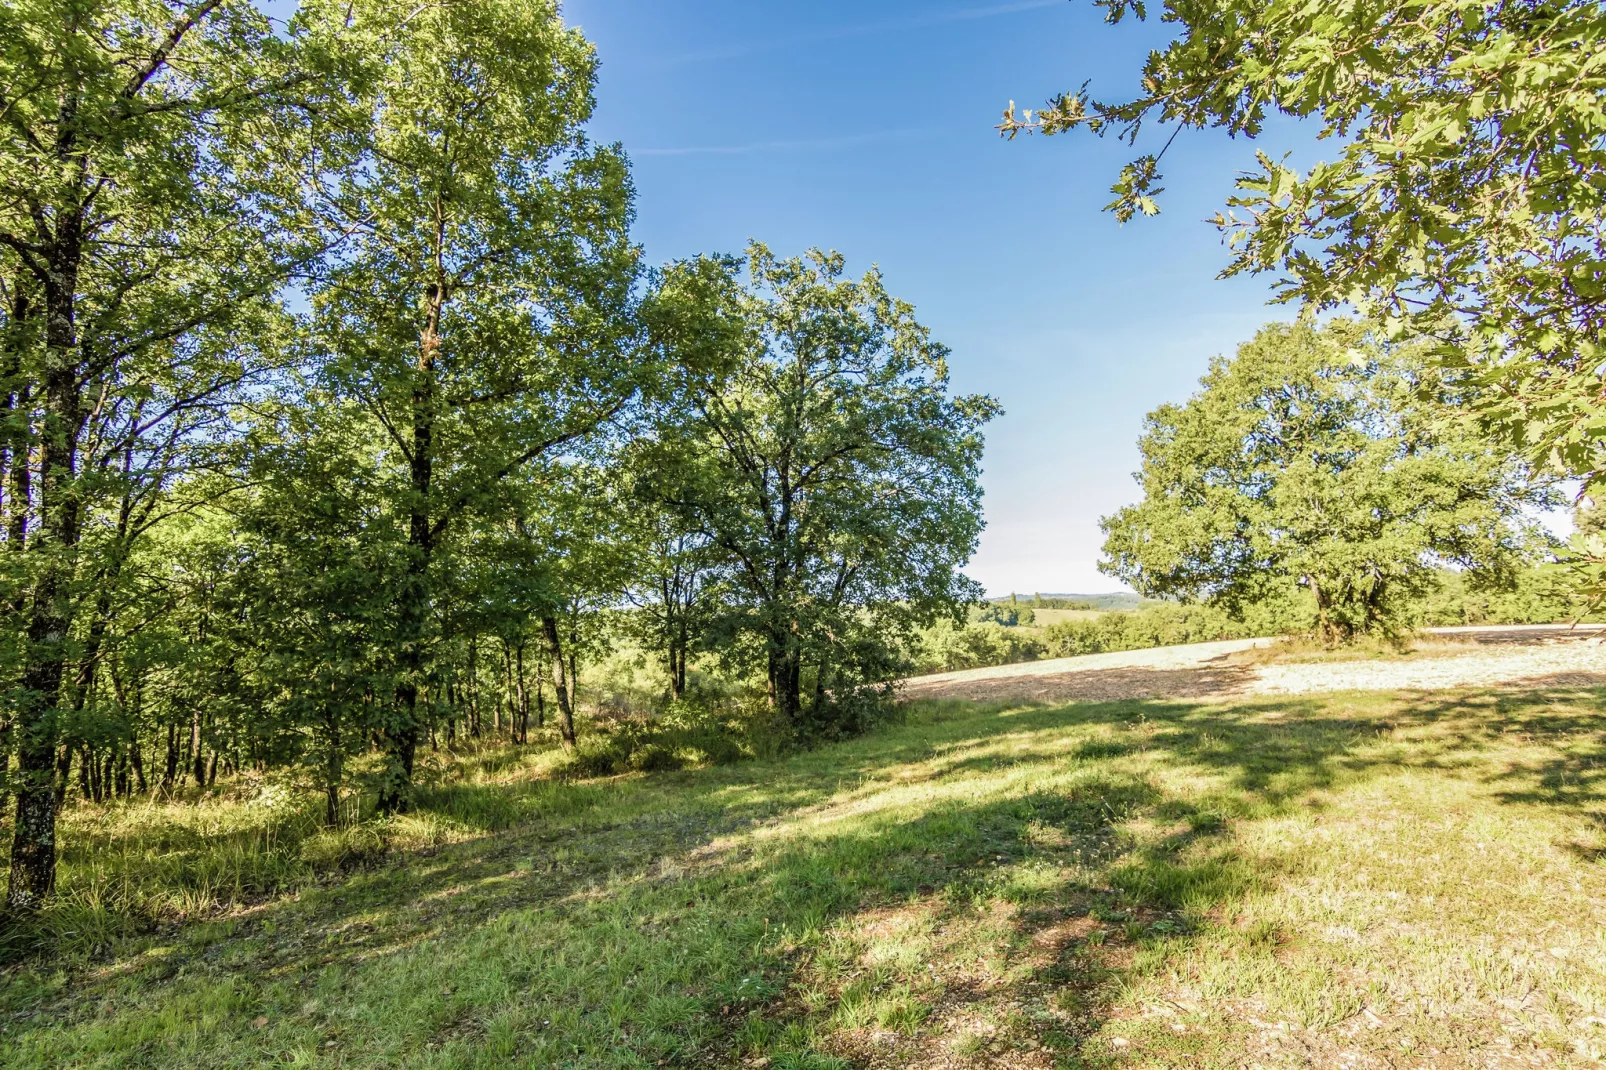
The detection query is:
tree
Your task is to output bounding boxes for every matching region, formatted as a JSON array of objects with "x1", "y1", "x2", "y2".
[
  {"x1": 305, "y1": 0, "x2": 641, "y2": 809},
  {"x1": 625, "y1": 509, "x2": 716, "y2": 703},
  {"x1": 647, "y1": 245, "x2": 997, "y2": 729},
  {"x1": 0, "y1": 0, "x2": 320, "y2": 910},
  {"x1": 241, "y1": 402, "x2": 403, "y2": 826},
  {"x1": 1001, "y1": 0, "x2": 1606, "y2": 502},
  {"x1": 1100, "y1": 320, "x2": 1554, "y2": 642}
]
